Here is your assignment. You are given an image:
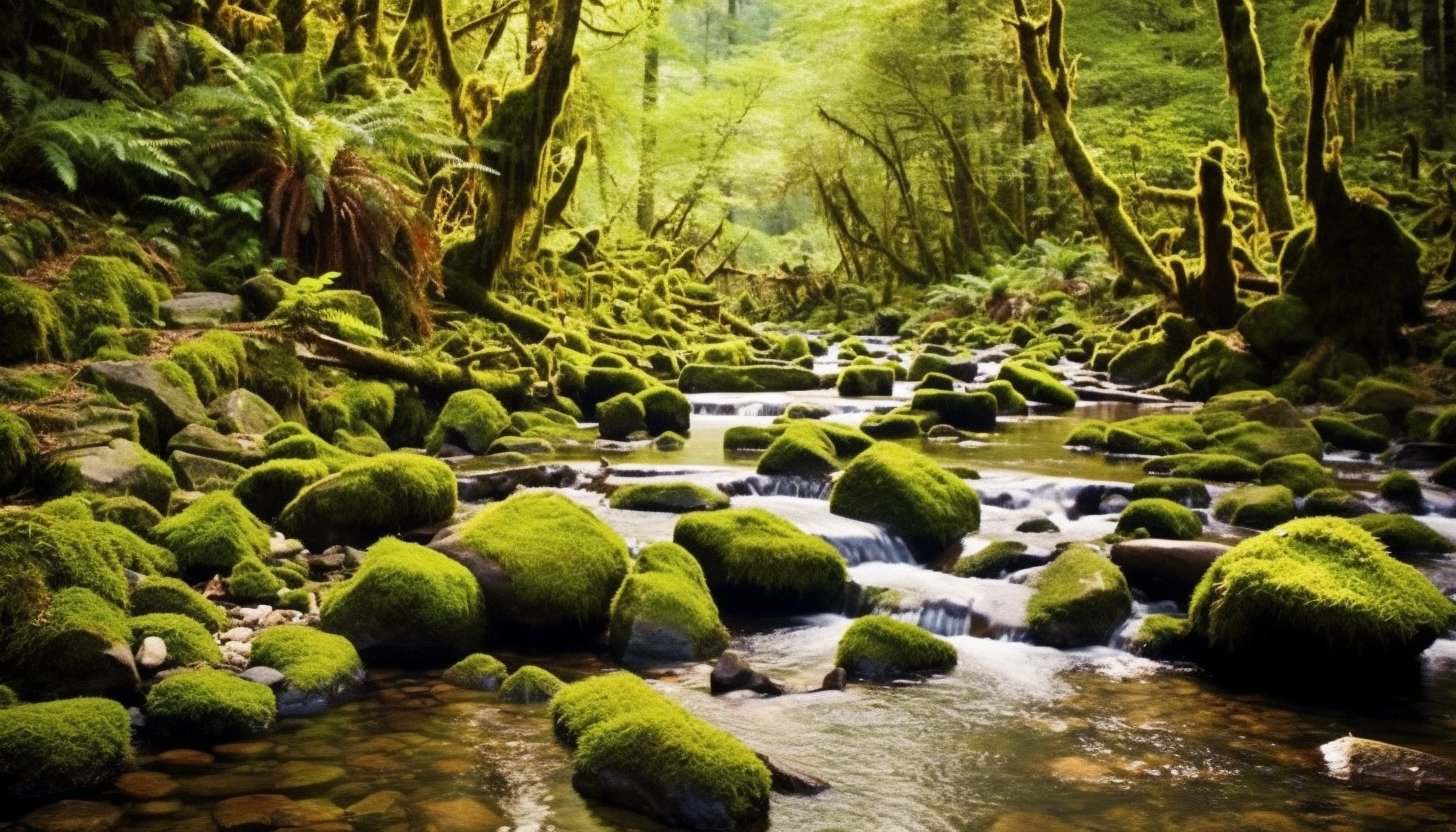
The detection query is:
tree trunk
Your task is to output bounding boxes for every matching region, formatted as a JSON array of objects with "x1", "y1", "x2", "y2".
[
  {"x1": 1192, "y1": 145, "x2": 1240, "y2": 328},
  {"x1": 1009, "y1": 0, "x2": 1174, "y2": 297},
  {"x1": 1214, "y1": 0, "x2": 1296, "y2": 235},
  {"x1": 637, "y1": 7, "x2": 661, "y2": 234},
  {"x1": 544, "y1": 134, "x2": 589, "y2": 226},
  {"x1": 302, "y1": 333, "x2": 528, "y2": 405}
]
